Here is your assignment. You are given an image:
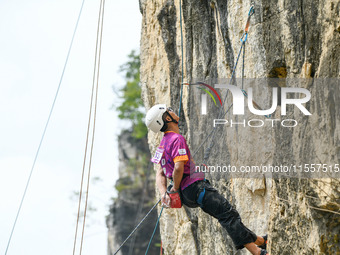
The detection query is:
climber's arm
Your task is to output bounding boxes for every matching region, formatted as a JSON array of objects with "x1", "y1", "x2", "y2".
[
  {"x1": 171, "y1": 161, "x2": 185, "y2": 192},
  {"x1": 156, "y1": 166, "x2": 171, "y2": 206},
  {"x1": 156, "y1": 165, "x2": 167, "y2": 194}
]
